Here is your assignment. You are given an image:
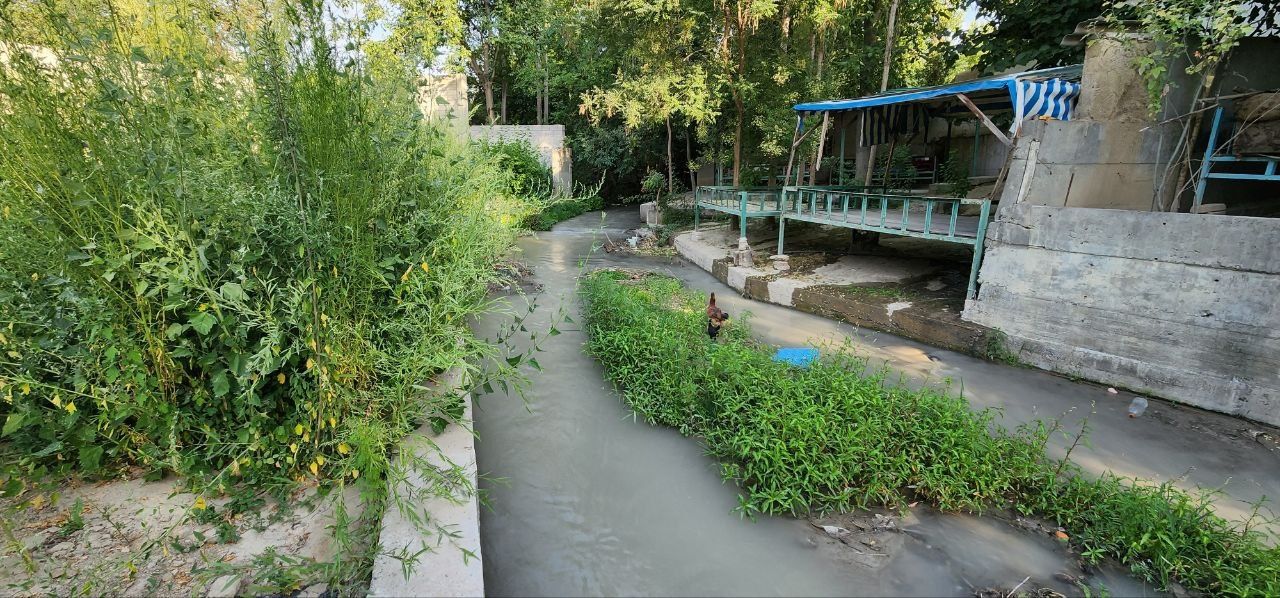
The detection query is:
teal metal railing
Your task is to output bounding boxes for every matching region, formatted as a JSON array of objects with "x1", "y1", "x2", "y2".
[{"x1": 777, "y1": 186, "x2": 992, "y2": 299}]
